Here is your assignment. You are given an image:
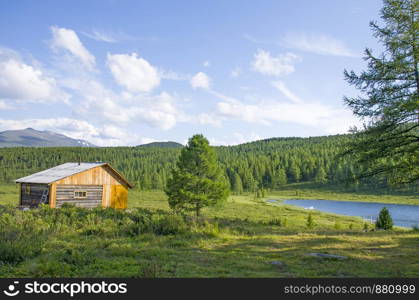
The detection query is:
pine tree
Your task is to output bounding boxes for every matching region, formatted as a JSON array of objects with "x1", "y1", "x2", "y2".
[
  {"x1": 271, "y1": 167, "x2": 287, "y2": 188},
  {"x1": 232, "y1": 172, "x2": 244, "y2": 194},
  {"x1": 343, "y1": 0, "x2": 419, "y2": 184},
  {"x1": 314, "y1": 165, "x2": 327, "y2": 183},
  {"x1": 287, "y1": 160, "x2": 301, "y2": 183},
  {"x1": 375, "y1": 207, "x2": 393, "y2": 230},
  {"x1": 165, "y1": 134, "x2": 230, "y2": 217}
]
